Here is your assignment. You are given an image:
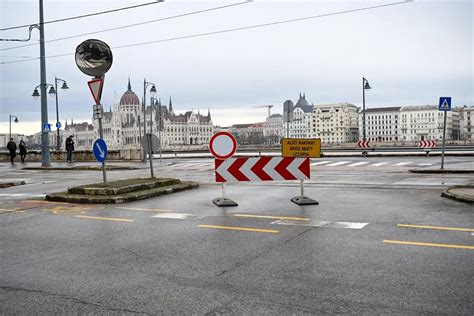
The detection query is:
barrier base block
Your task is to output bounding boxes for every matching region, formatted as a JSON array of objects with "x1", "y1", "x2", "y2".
[
  {"x1": 213, "y1": 197, "x2": 238, "y2": 207},
  {"x1": 291, "y1": 196, "x2": 319, "y2": 206}
]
